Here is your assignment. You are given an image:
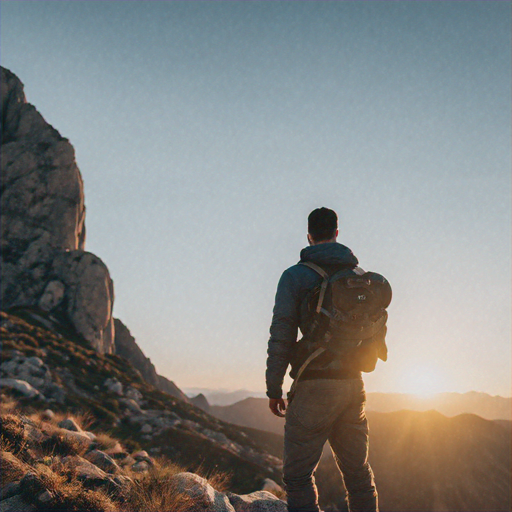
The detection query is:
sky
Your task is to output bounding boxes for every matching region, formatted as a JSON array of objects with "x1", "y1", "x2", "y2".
[{"x1": 1, "y1": 1, "x2": 510, "y2": 397}]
